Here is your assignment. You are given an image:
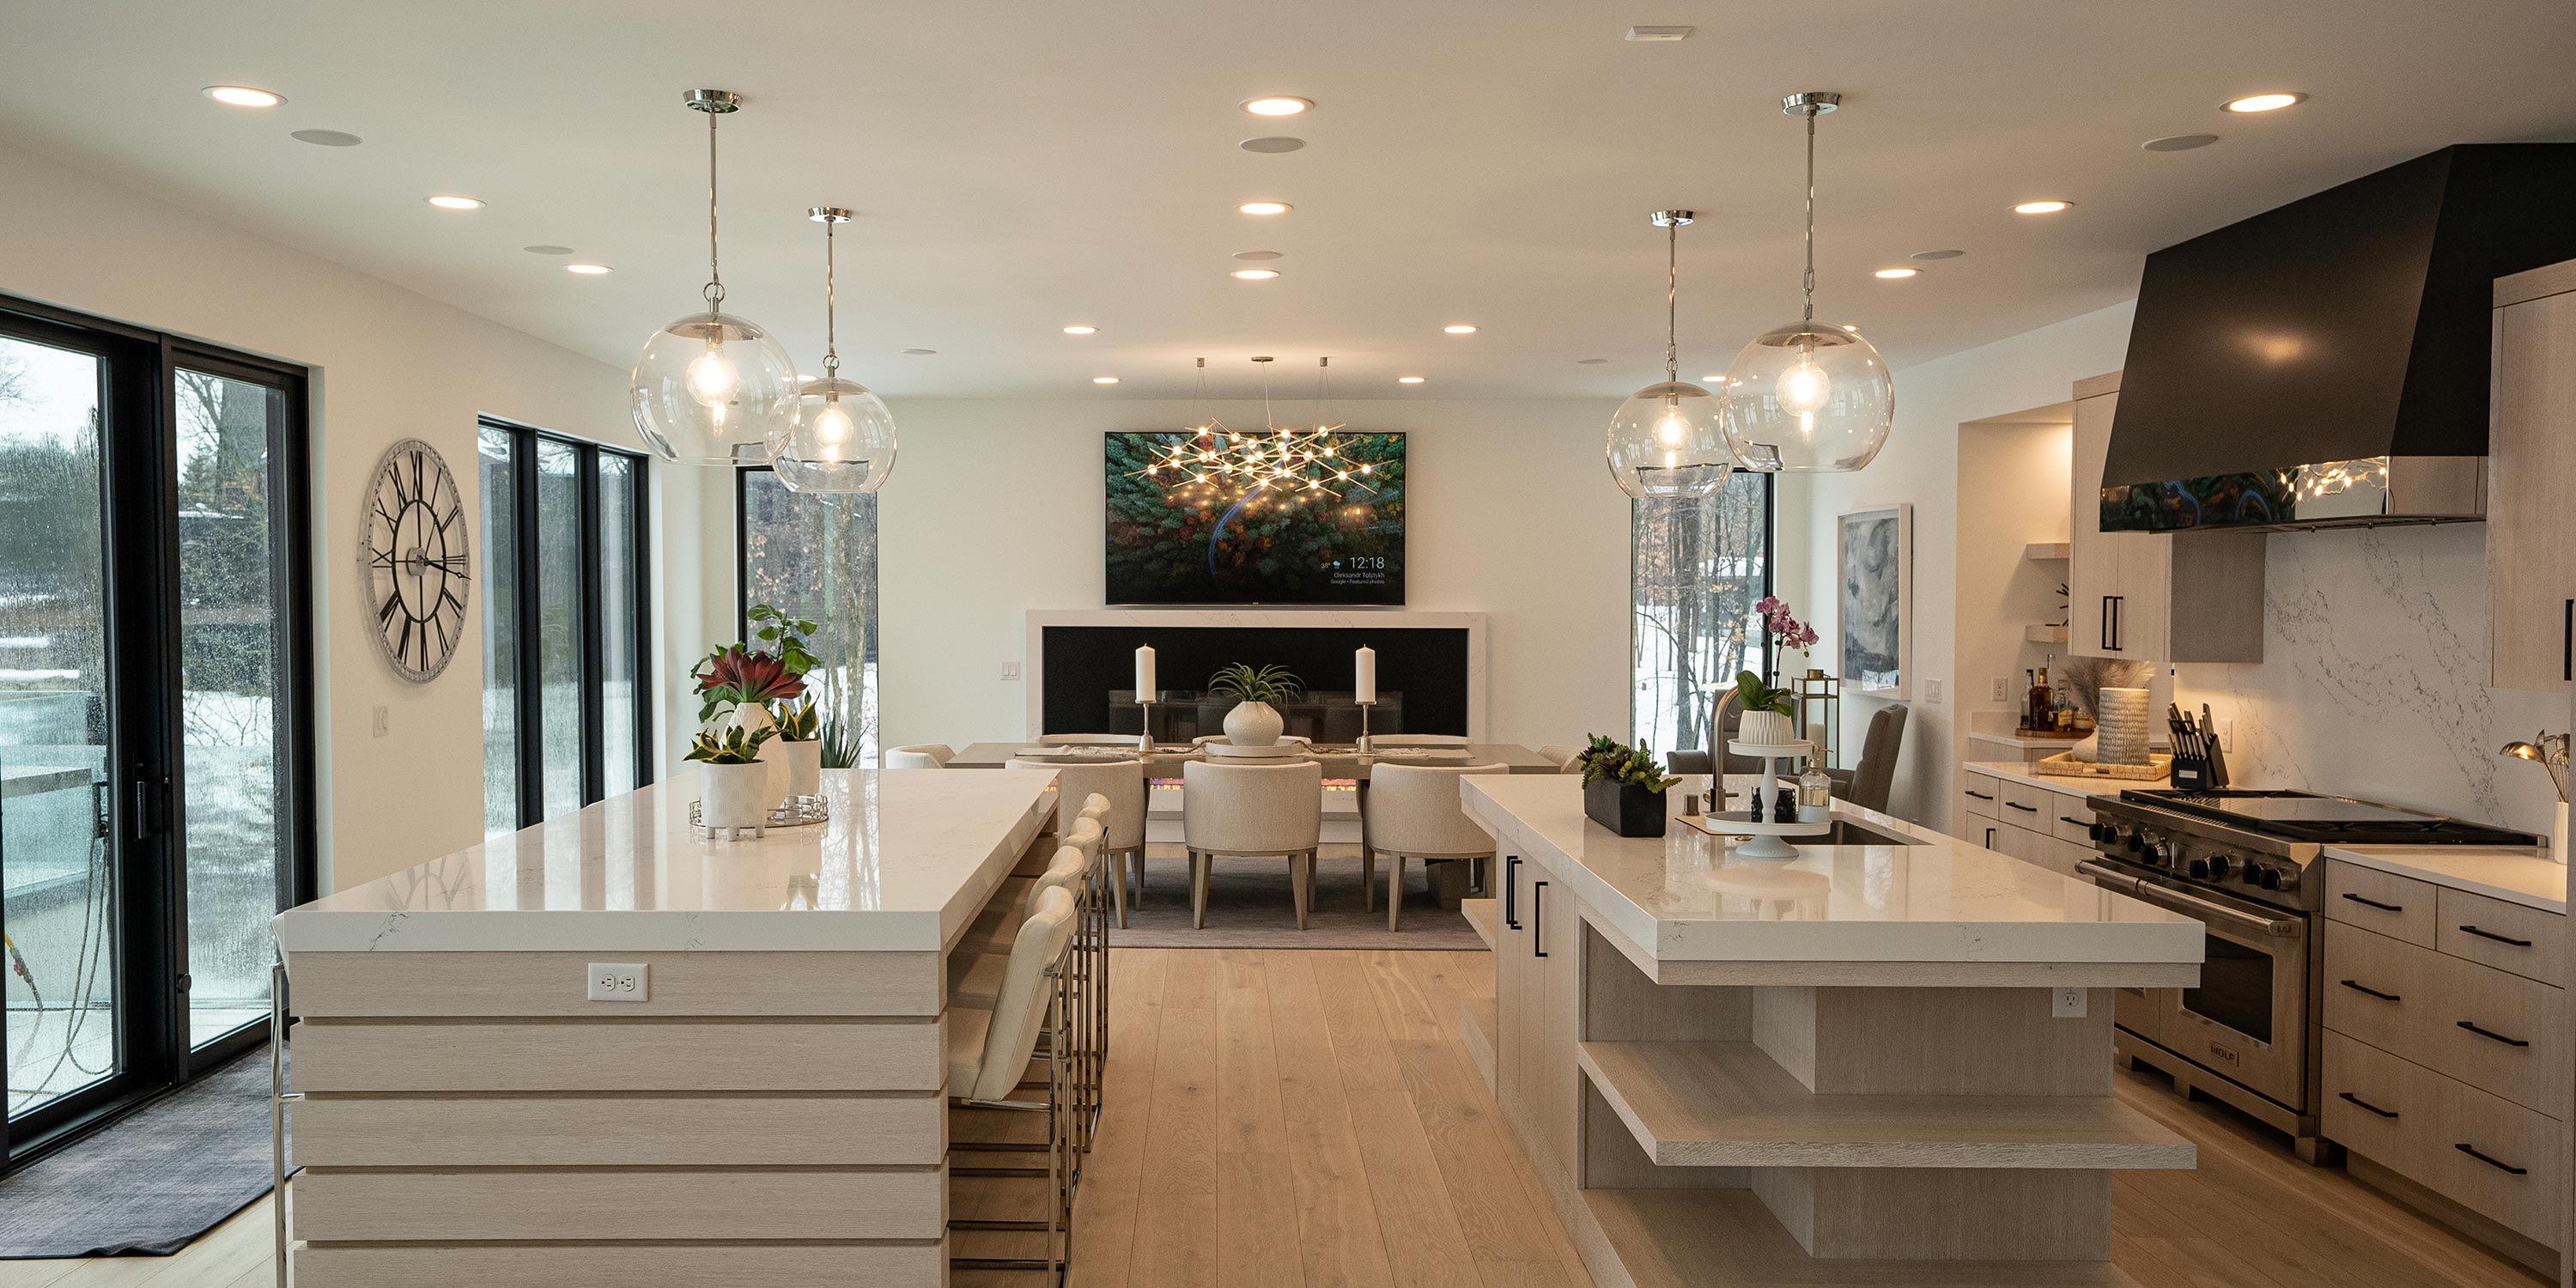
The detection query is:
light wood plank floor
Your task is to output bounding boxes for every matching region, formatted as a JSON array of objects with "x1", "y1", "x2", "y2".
[{"x1": 0, "y1": 948, "x2": 2545, "y2": 1288}]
